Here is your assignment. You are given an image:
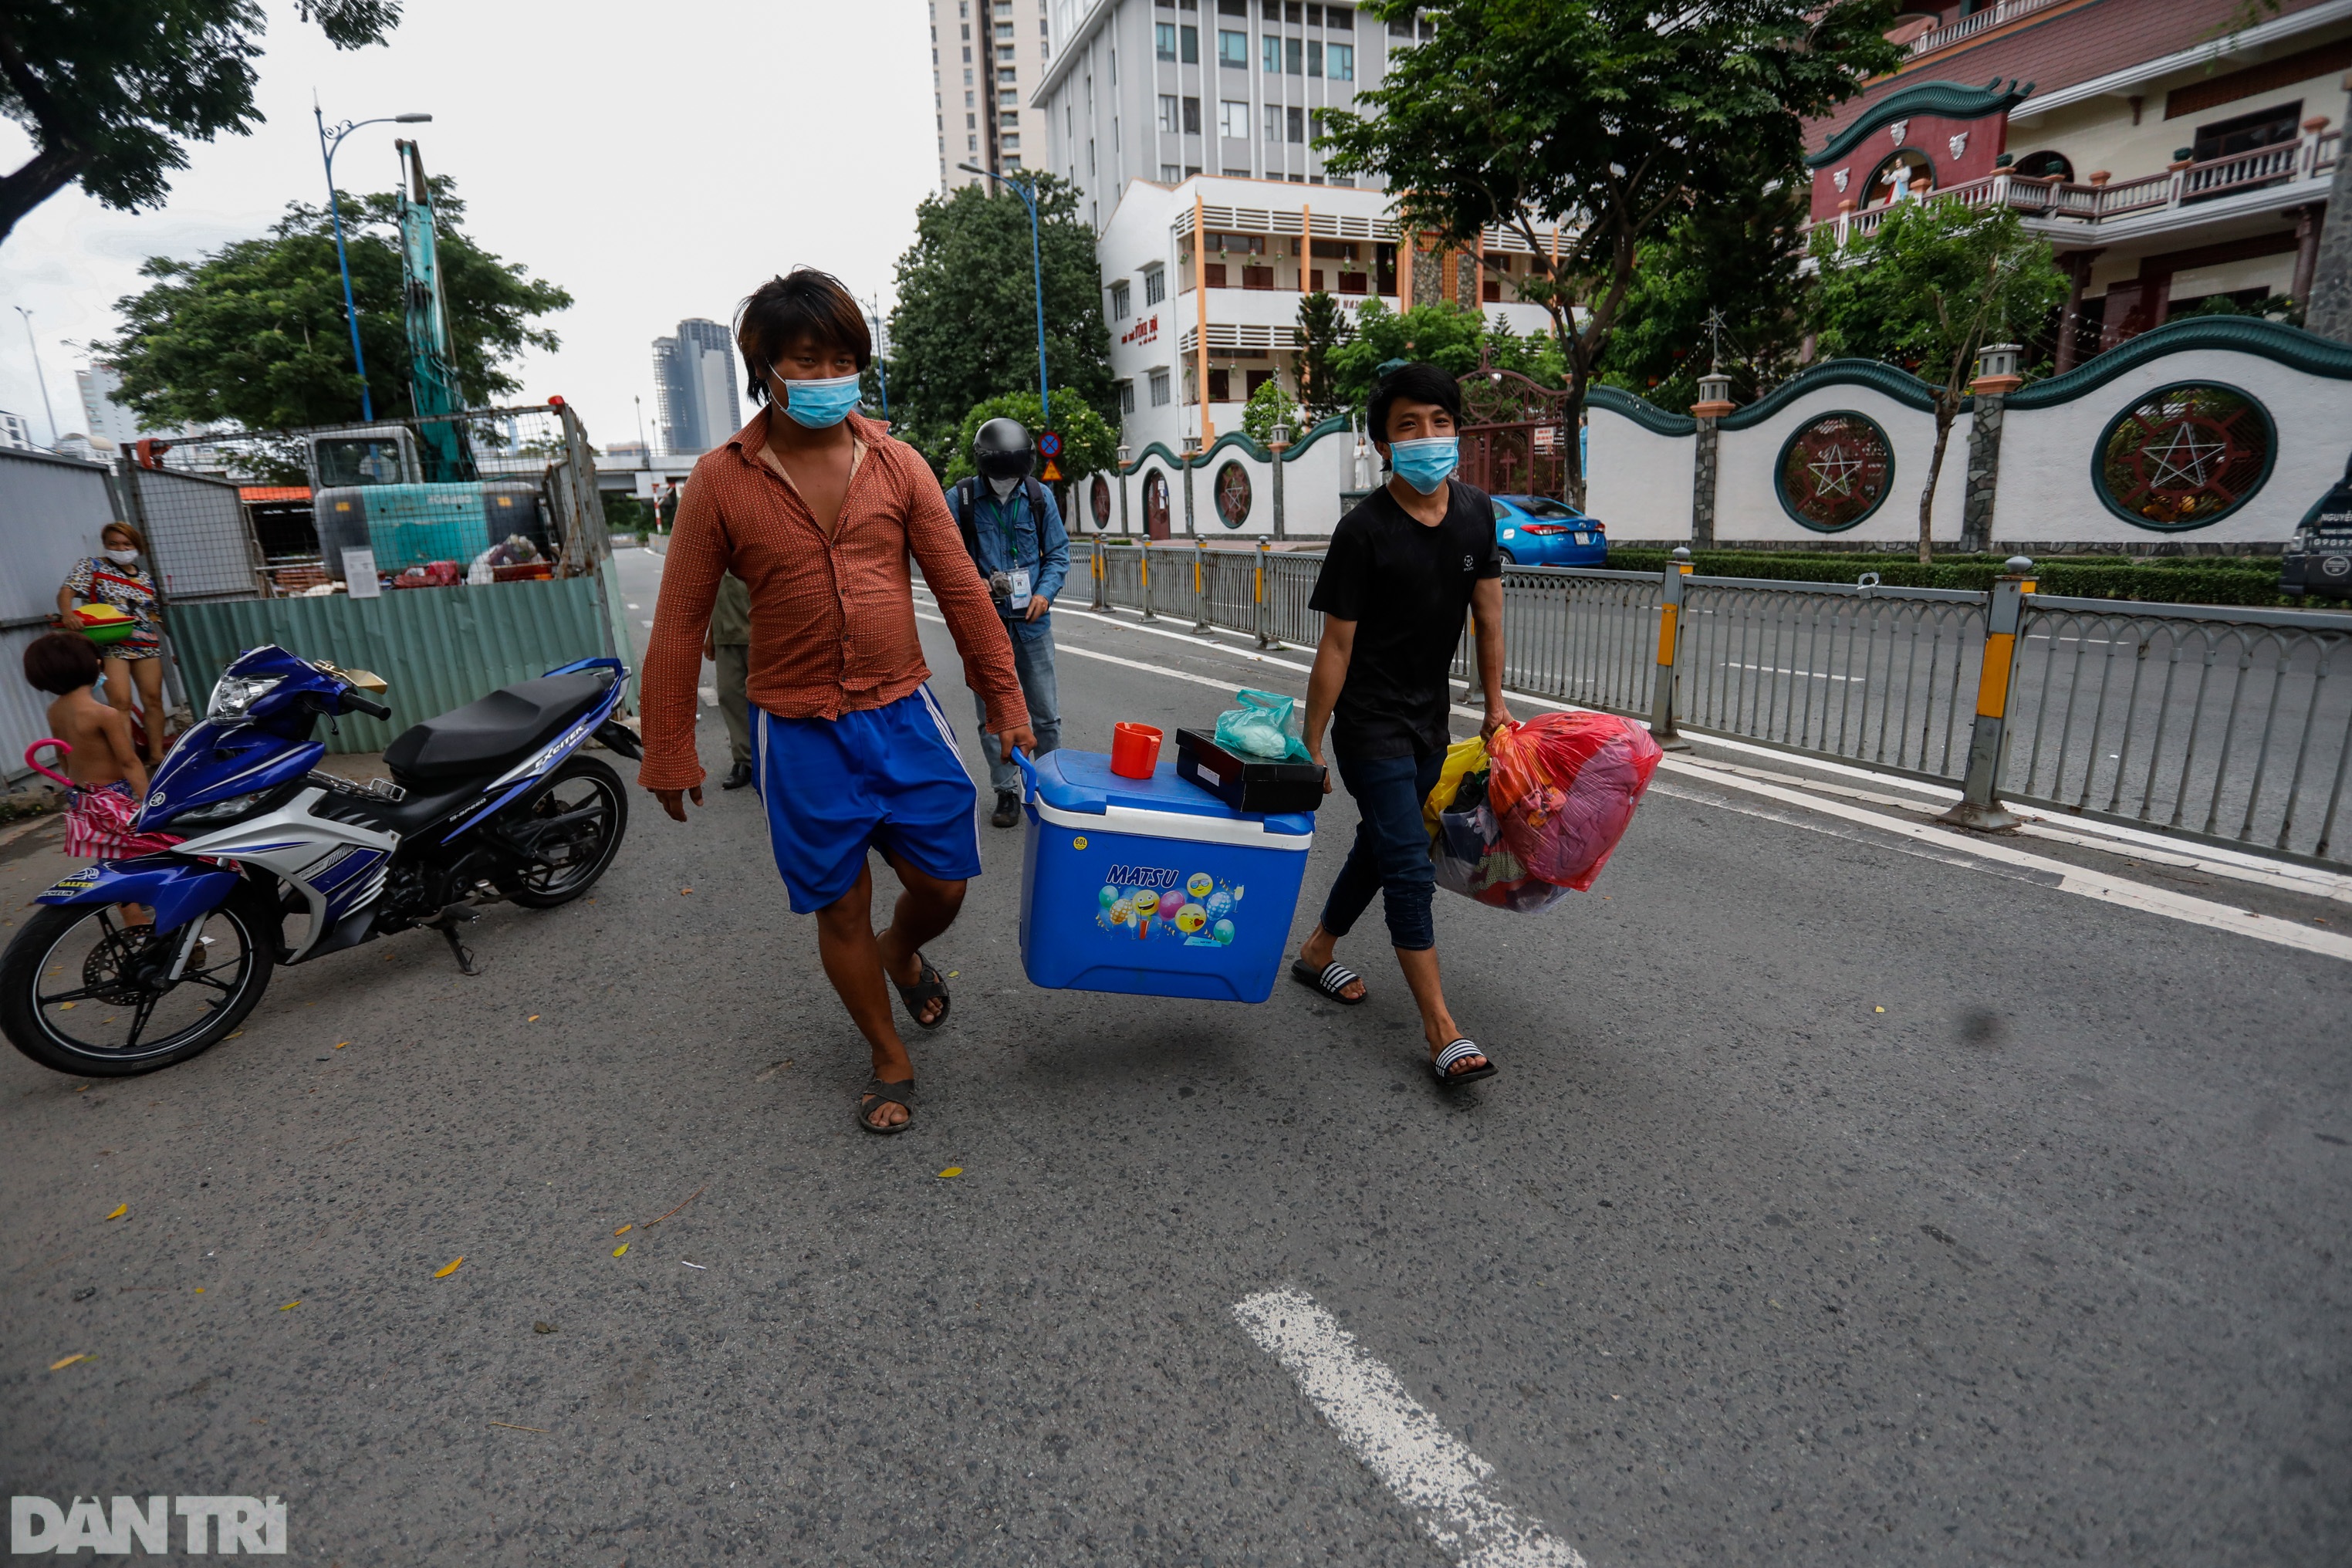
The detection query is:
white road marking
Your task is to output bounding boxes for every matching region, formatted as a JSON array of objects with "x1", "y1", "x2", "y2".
[
  {"x1": 1232, "y1": 1289, "x2": 1585, "y2": 1568},
  {"x1": 920, "y1": 606, "x2": 2350, "y2": 955},
  {"x1": 1661, "y1": 762, "x2": 2352, "y2": 961},
  {"x1": 1722, "y1": 662, "x2": 1858, "y2": 681}
]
